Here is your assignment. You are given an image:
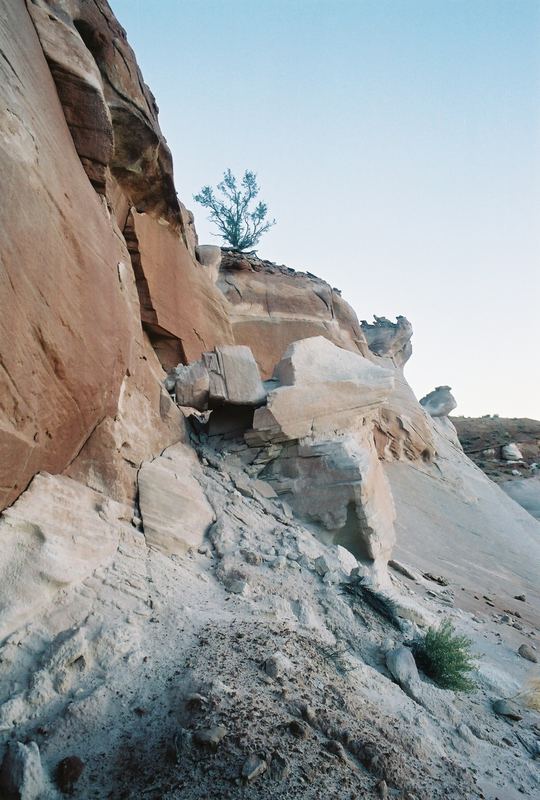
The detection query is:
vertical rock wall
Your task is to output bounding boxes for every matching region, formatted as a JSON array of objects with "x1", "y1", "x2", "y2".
[{"x1": 0, "y1": 0, "x2": 234, "y2": 510}]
